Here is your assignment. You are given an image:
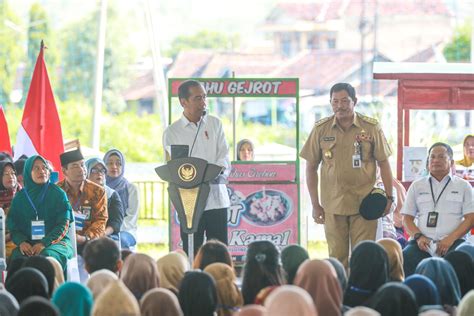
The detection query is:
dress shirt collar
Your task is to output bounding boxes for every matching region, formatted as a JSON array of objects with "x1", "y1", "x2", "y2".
[
  {"x1": 428, "y1": 172, "x2": 452, "y2": 184},
  {"x1": 180, "y1": 113, "x2": 207, "y2": 127}
]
